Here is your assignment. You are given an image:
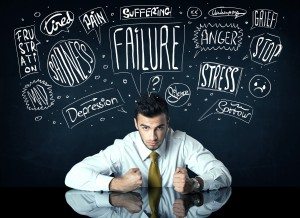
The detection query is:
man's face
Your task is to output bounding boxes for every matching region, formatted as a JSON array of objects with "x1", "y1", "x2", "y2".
[{"x1": 134, "y1": 113, "x2": 169, "y2": 150}]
